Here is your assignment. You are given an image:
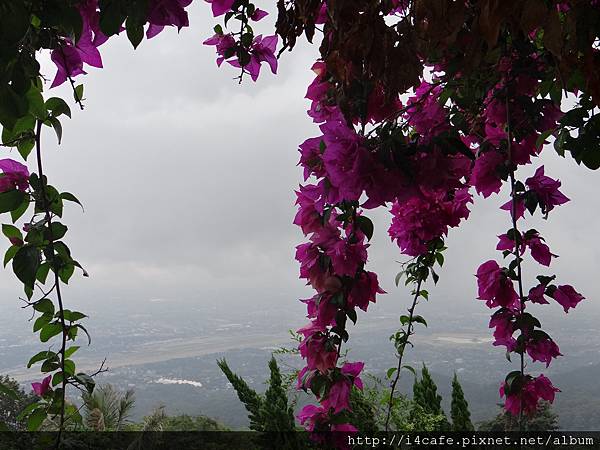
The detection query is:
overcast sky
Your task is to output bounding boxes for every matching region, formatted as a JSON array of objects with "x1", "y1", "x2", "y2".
[{"x1": 0, "y1": 3, "x2": 598, "y2": 340}]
